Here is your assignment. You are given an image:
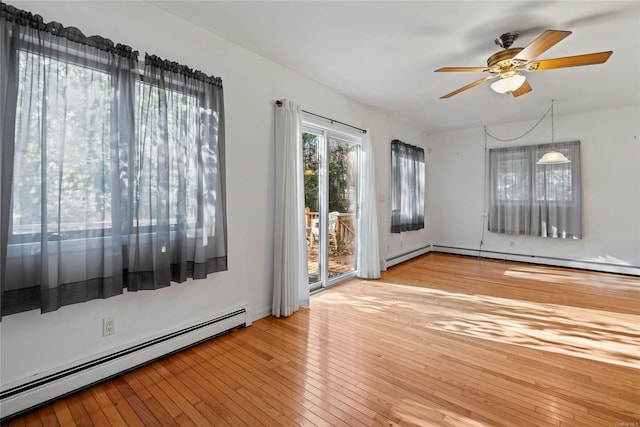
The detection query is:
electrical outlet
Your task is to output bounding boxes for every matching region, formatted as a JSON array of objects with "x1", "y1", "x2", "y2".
[{"x1": 103, "y1": 317, "x2": 115, "y2": 336}]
